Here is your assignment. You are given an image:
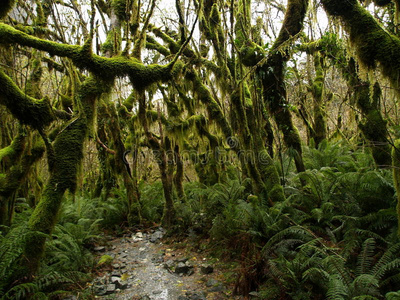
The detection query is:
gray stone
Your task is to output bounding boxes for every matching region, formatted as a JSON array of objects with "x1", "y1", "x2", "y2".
[
  {"x1": 149, "y1": 230, "x2": 163, "y2": 243},
  {"x1": 208, "y1": 285, "x2": 224, "y2": 292},
  {"x1": 178, "y1": 291, "x2": 207, "y2": 300},
  {"x1": 176, "y1": 257, "x2": 189, "y2": 263},
  {"x1": 106, "y1": 284, "x2": 116, "y2": 294},
  {"x1": 152, "y1": 254, "x2": 164, "y2": 264},
  {"x1": 110, "y1": 276, "x2": 121, "y2": 284},
  {"x1": 175, "y1": 262, "x2": 193, "y2": 275},
  {"x1": 164, "y1": 259, "x2": 175, "y2": 270},
  {"x1": 206, "y1": 278, "x2": 220, "y2": 287},
  {"x1": 153, "y1": 290, "x2": 163, "y2": 294},
  {"x1": 111, "y1": 271, "x2": 121, "y2": 277},
  {"x1": 94, "y1": 285, "x2": 107, "y2": 296},
  {"x1": 62, "y1": 296, "x2": 78, "y2": 300},
  {"x1": 200, "y1": 264, "x2": 214, "y2": 274},
  {"x1": 93, "y1": 246, "x2": 105, "y2": 252}
]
